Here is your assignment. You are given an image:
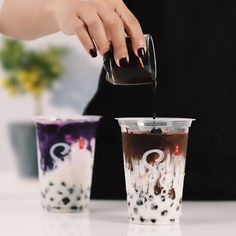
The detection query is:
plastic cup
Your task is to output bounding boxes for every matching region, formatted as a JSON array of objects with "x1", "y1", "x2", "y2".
[
  {"x1": 103, "y1": 34, "x2": 157, "y2": 85},
  {"x1": 34, "y1": 115, "x2": 100, "y2": 213},
  {"x1": 116, "y1": 117, "x2": 194, "y2": 225}
]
